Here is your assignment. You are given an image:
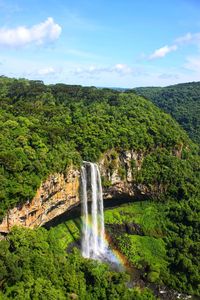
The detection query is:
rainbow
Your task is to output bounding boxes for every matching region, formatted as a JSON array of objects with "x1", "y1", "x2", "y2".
[
  {"x1": 103, "y1": 230, "x2": 133, "y2": 272},
  {"x1": 82, "y1": 216, "x2": 132, "y2": 273}
]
